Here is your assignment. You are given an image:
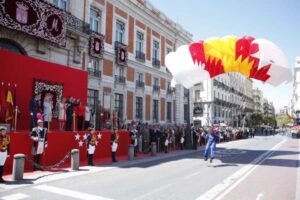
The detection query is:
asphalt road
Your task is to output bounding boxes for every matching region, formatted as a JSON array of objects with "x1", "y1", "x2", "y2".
[{"x1": 0, "y1": 135, "x2": 299, "y2": 200}]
